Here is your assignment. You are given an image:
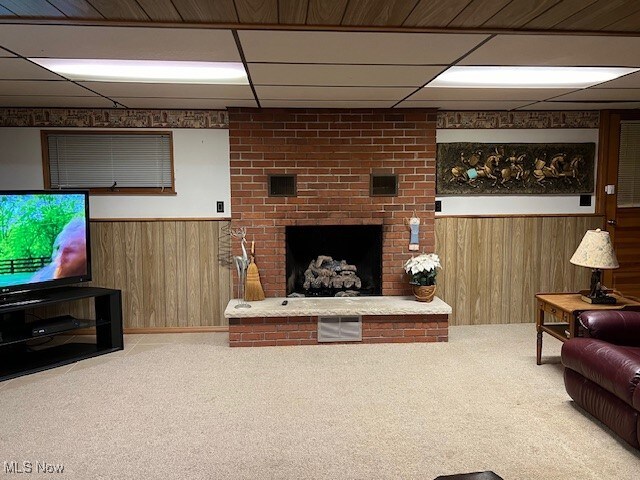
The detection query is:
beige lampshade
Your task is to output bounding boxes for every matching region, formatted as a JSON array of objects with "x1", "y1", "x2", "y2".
[{"x1": 570, "y1": 229, "x2": 619, "y2": 269}]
